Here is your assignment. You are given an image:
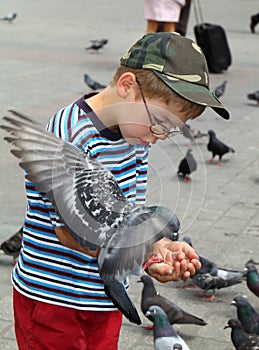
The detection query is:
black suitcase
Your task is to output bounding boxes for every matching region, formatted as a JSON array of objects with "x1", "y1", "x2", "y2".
[{"x1": 194, "y1": 22, "x2": 232, "y2": 73}]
